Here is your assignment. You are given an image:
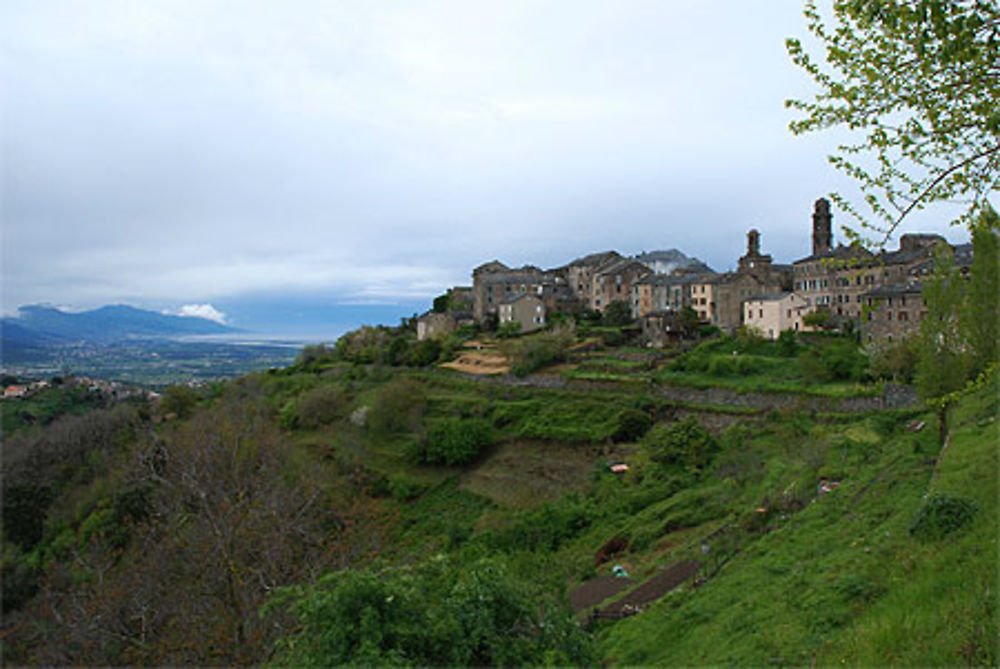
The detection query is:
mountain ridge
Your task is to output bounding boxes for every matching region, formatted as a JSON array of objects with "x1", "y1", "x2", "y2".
[{"x1": 2, "y1": 303, "x2": 241, "y2": 347}]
